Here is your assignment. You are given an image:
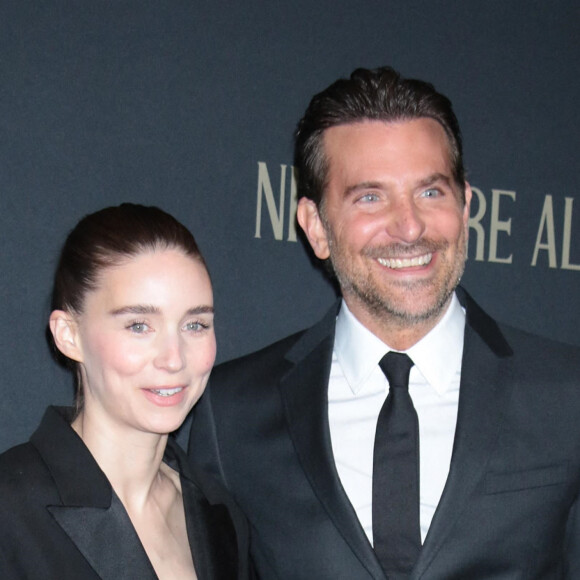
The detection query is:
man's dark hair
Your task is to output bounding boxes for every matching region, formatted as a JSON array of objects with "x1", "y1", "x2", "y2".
[{"x1": 294, "y1": 66, "x2": 465, "y2": 206}]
